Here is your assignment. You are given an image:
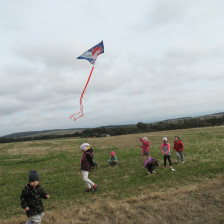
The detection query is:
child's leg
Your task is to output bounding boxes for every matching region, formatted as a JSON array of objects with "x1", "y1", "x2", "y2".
[
  {"x1": 167, "y1": 155, "x2": 172, "y2": 167},
  {"x1": 82, "y1": 171, "x2": 95, "y2": 188},
  {"x1": 180, "y1": 152, "x2": 185, "y2": 162},
  {"x1": 176, "y1": 152, "x2": 180, "y2": 162},
  {"x1": 27, "y1": 212, "x2": 44, "y2": 224},
  {"x1": 146, "y1": 163, "x2": 153, "y2": 173},
  {"x1": 164, "y1": 156, "x2": 167, "y2": 167}
]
